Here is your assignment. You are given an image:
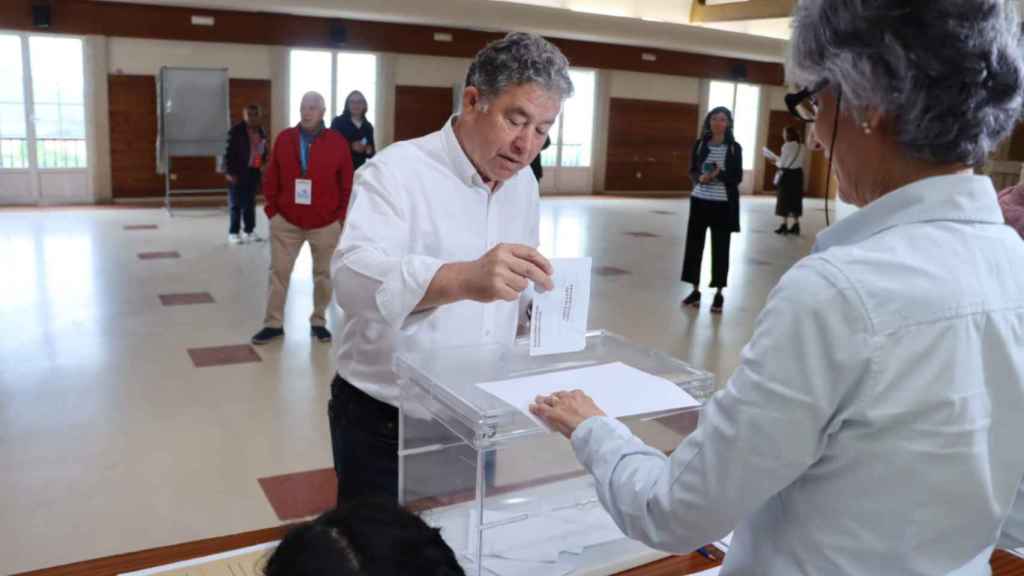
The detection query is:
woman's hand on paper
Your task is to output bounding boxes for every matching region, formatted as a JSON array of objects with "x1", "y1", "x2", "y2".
[{"x1": 530, "y1": 390, "x2": 607, "y2": 439}]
